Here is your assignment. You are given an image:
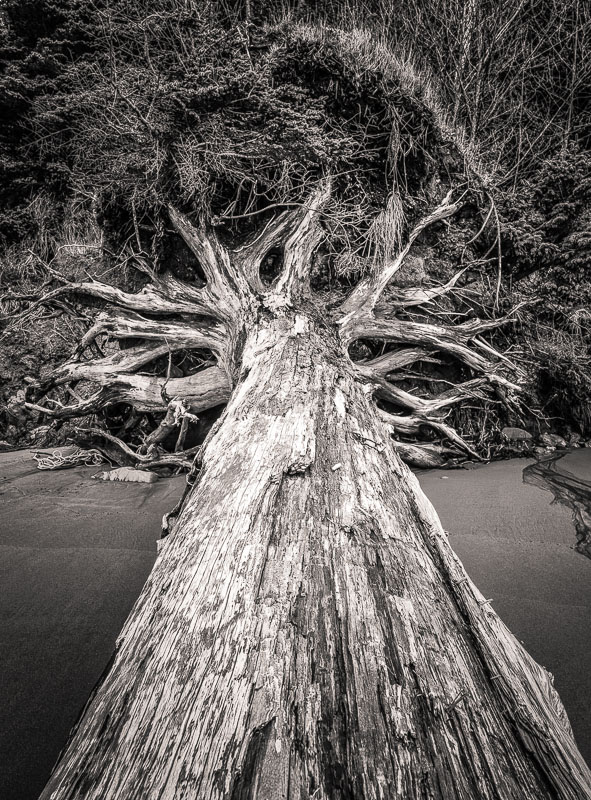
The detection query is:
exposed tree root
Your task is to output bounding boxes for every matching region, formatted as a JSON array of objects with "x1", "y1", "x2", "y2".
[
  {"x1": 84, "y1": 426, "x2": 201, "y2": 470},
  {"x1": 4, "y1": 183, "x2": 529, "y2": 470},
  {"x1": 140, "y1": 400, "x2": 199, "y2": 453},
  {"x1": 340, "y1": 189, "x2": 465, "y2": 319},
  {"x1": 25, "y1": 367, "x2": 230, "y2": 418},
  {"x1": 335, "y1": 190, "x2": 528, "y2": 463}
]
